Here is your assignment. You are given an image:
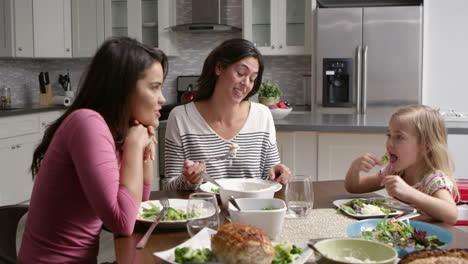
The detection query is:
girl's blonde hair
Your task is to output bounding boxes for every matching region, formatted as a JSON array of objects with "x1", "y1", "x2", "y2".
[{"x1": 391, "y1": 104, "x2": 459, "y2": 199}]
